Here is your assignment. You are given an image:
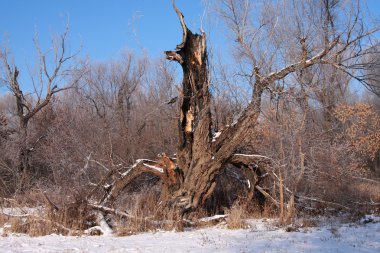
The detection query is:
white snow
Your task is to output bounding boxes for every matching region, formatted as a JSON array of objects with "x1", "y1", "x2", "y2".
[
  {"x1": 361, "y1": 215, "x2": 380, "y2": 224},
  {"x1": 198, "y1": 214, "x2": 228, "y2": 222},
  {"x1": 143, "y1": 163, "x2": 164, "y2": 173},
  {"x1": 129, "y1": 159, "x2": 164, "y2": 174},
  {"x1": 0, "y1": 206, "x2": 44, "y2": 217},
  {"x1": 125, "y1": 158, "x2": 162, "y2": 176},
  {"x1": 0, "y1": 218, "x2": 379, "y2": 252},
  {"x1": 233, "y1": 153, "x2": 273, "y2": 160},
  {"x1": 131, "y1": 159, "x2": 157, "y2": 168},
  {"x1": 121, "y1": 168, "x2": 132, "y2": 176},
  {"x1": 212, "y1": 131, "x2": 221, "y2": 142}
]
